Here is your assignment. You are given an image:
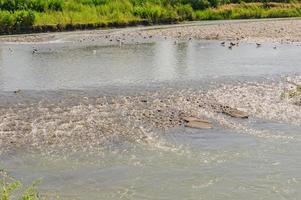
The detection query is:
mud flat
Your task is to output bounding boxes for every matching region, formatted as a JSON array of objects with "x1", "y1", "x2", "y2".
[{"x1": 0, "y1": 19, "x2": 301, "y2": 44}]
